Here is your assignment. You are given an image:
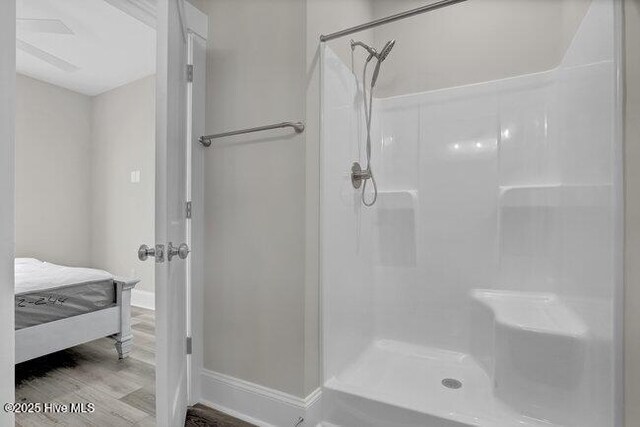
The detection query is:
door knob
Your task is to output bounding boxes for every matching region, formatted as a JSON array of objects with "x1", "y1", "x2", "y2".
[
  {"x1": 167, "y1": 242, "x2": 190, "y2": 261},
  {"x1": 138, "y1": 244, "x2": 165, "y2": 262}
]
